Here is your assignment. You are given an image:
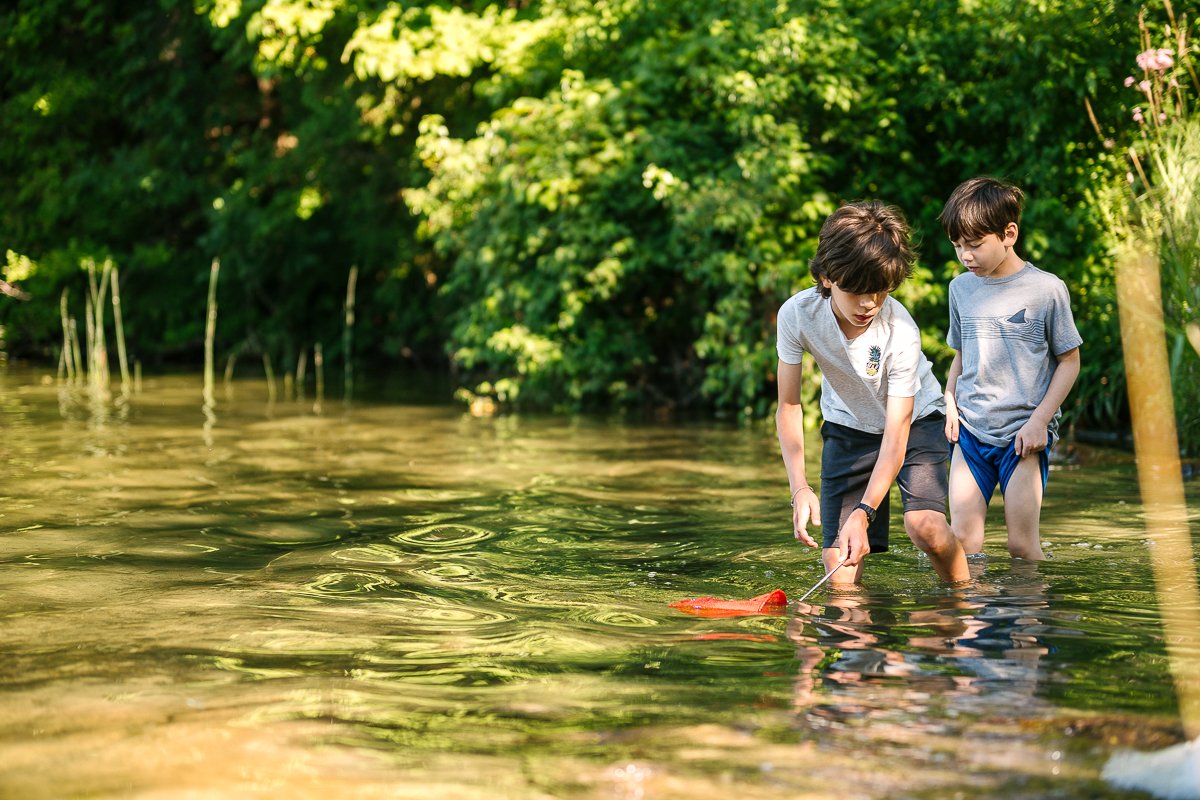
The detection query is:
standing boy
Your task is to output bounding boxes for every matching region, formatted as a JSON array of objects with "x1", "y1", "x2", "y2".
[
  {"x1": 939, "y1": 177, "x2": 1082, "y2": 560},
  {"x1": 777, "y1": 201, "x2": 970, "y2": 586}
]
